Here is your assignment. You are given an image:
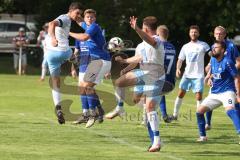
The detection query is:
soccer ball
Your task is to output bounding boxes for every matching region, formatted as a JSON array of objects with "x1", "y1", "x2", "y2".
[{"x1": 108, "y1": 37, "x2": 124, "y2": 51}]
